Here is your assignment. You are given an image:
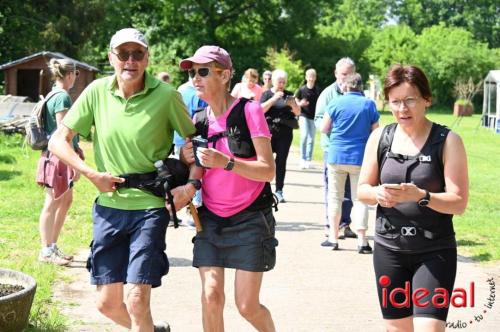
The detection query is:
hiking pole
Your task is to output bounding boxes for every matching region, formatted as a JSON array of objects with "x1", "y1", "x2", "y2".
[{"x1": 188, "y1": 202, "x2": 203, "y2": 233}]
